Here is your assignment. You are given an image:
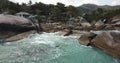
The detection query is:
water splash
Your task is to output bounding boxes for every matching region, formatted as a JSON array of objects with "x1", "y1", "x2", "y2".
[{"x1": 0, "y1": 32, "x2": 119, "y2": 63}]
